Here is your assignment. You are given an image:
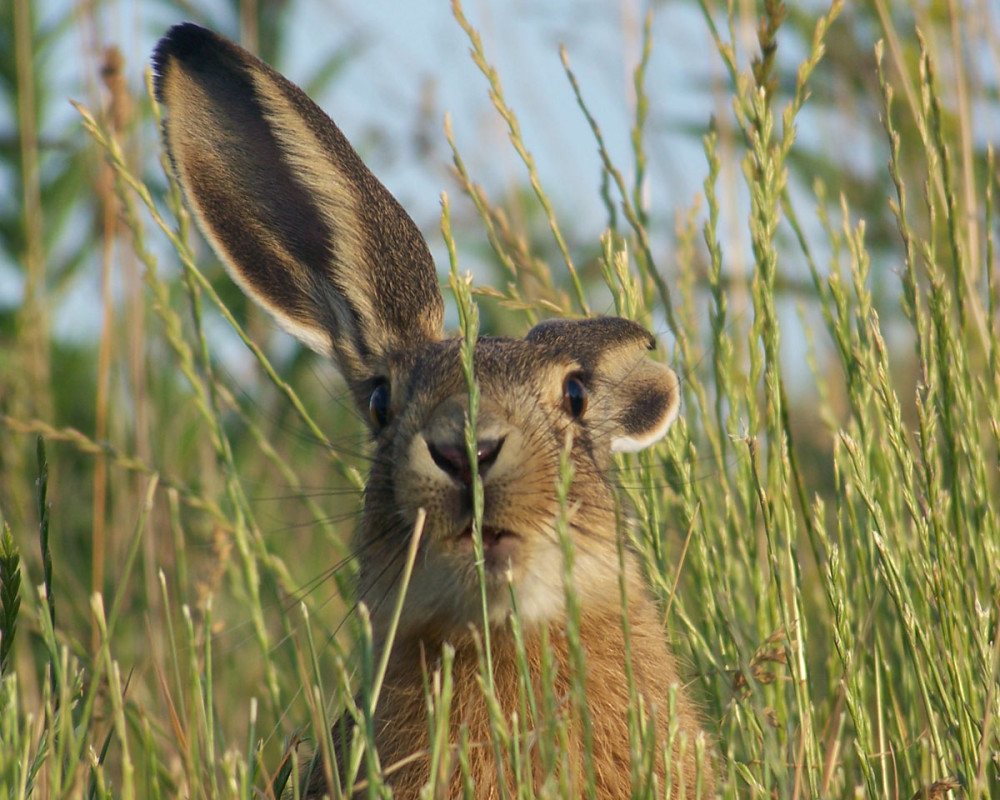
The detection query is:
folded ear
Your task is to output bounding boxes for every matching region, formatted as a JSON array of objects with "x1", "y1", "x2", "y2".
[
  {"x1": 526, "y1": 317, "x2": 680, "y2": 453},
  {"x1": 152, "y1": 23, "x2": 444, "y2": 401},
  {"x1": 602, "y1": 356, "x2": 680, "y2": 453}
]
